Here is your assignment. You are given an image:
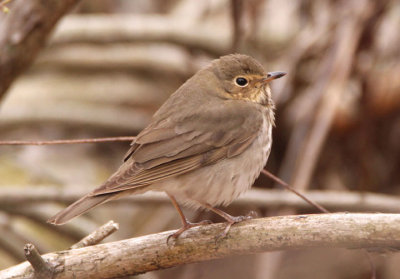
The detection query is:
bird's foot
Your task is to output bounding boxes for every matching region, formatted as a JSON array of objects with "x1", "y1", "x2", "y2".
[
  {"x1": 217, "y1": 211, "x2": 257, "y2": 240},
  {"x1": 167, "y1": 219, "x2": 212, "y2": 245}
]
